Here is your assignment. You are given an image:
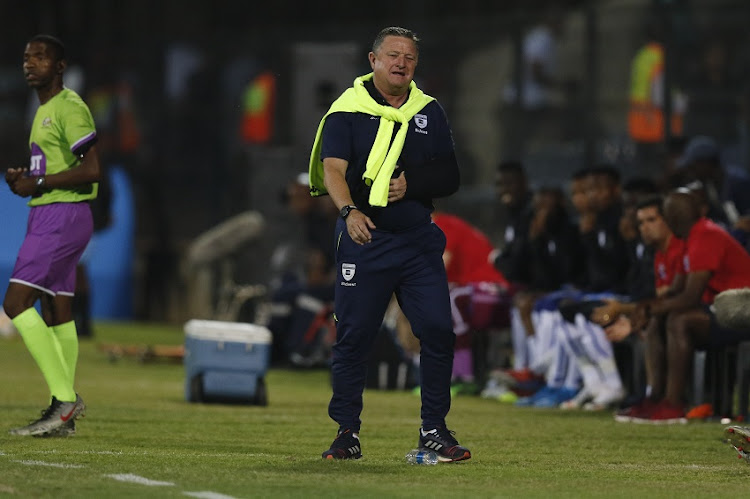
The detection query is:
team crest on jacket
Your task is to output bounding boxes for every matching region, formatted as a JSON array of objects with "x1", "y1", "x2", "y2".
[
  {"x1": 342, "y1": 263, "x2": 356, "y2": 284},
  {"x1": 414, "y1": 114, "x2": 428, "y2": 129}
]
